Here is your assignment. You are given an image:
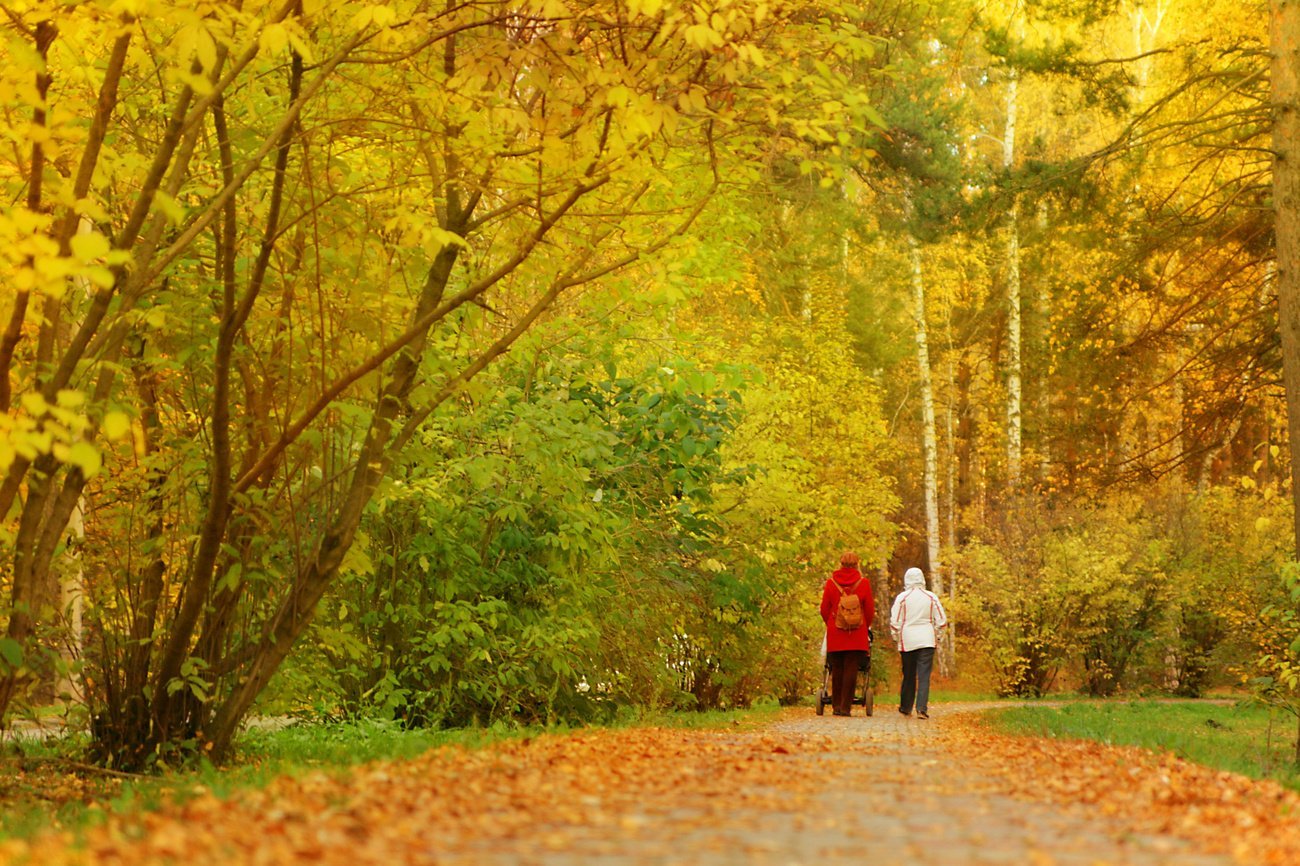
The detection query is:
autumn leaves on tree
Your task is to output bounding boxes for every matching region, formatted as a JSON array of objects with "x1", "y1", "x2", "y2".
[
  {"x1": 3, "y1": 0, "x2": 1300, "y2": 768},
  {"x1": 0, "y1": 0, "x2": 889, "y2": 765}
]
